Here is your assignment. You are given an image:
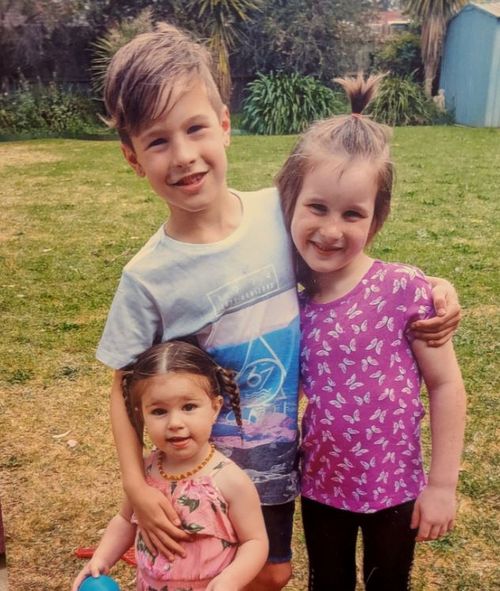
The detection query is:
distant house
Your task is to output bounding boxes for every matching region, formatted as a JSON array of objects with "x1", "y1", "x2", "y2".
[
  {"x1": 368, "y1": 10, "x2": 411, "y2": 38},
  {"x1": 439, "y1": 2, "x2": 500, "y2": 127}
]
